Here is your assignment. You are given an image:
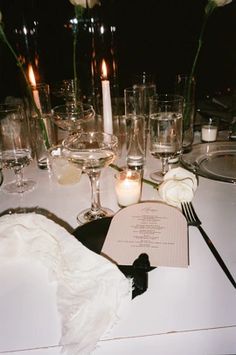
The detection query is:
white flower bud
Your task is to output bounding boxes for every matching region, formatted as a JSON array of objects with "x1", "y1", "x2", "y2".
[
  {"x1": 212, "y1": 0, "x2": 232, "y2": 6},
  {"x1": 69, "y1": 0, "x2": 100, "y2": 8}
]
